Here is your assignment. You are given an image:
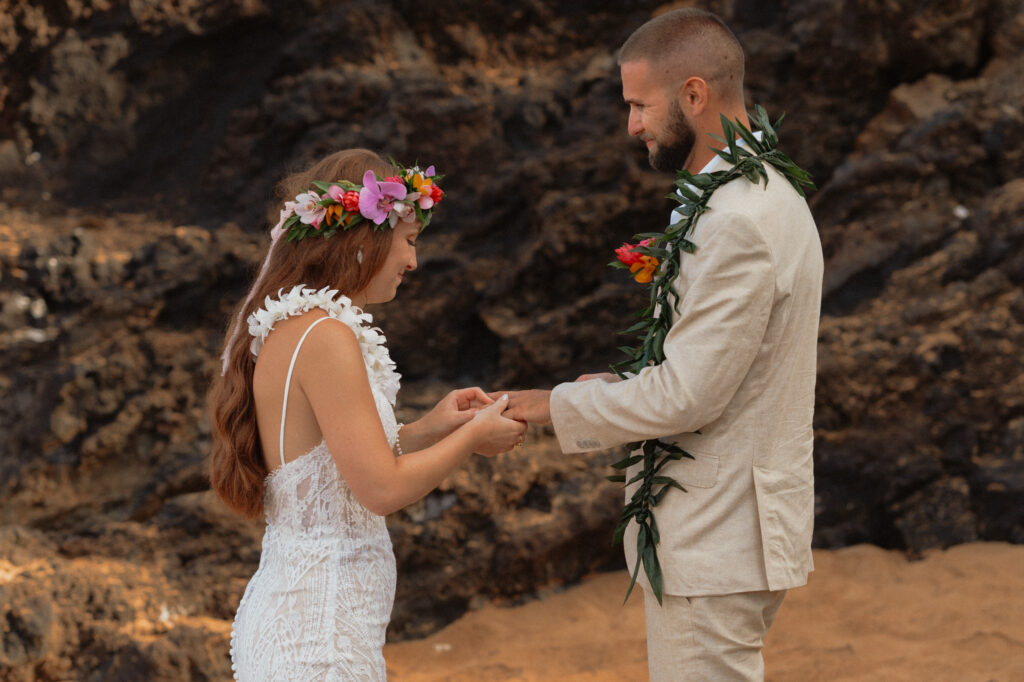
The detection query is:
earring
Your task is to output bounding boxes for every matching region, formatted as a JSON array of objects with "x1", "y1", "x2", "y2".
[{"x1": 357, "y1": 248, "x2": 364, "y2": 264}]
